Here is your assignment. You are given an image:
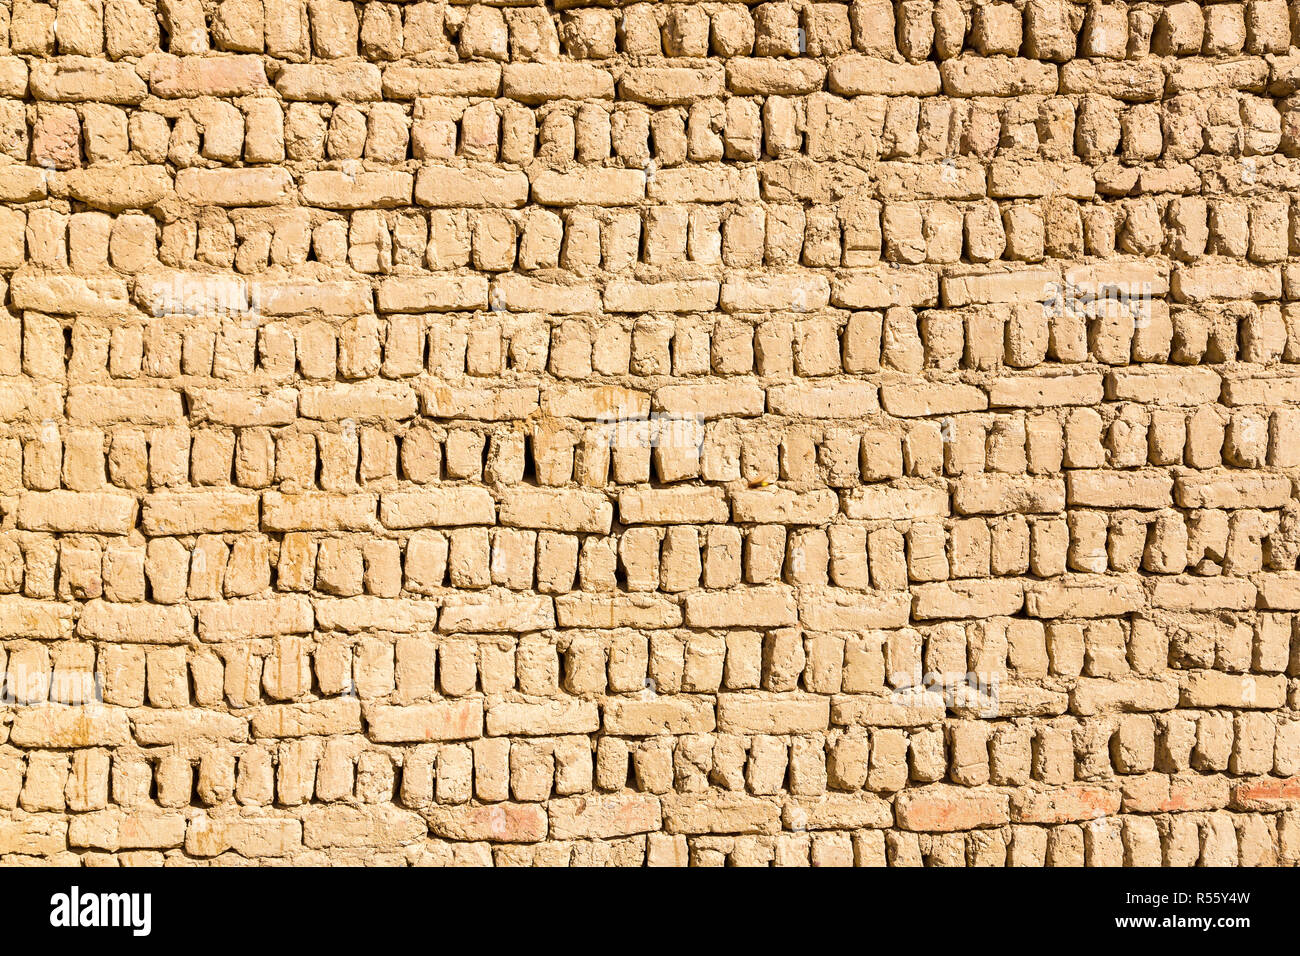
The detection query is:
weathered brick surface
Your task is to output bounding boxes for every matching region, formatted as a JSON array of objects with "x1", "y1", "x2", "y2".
[{"x1": 2, "y1": 0, "x2": 1300, "y2": 868}]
